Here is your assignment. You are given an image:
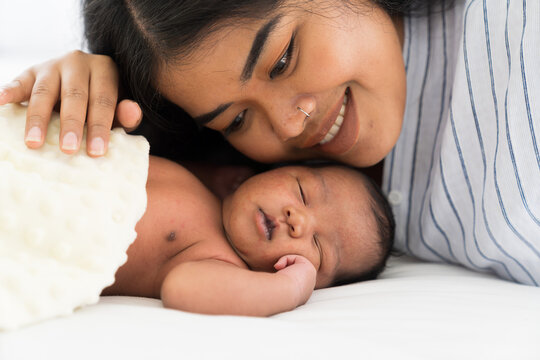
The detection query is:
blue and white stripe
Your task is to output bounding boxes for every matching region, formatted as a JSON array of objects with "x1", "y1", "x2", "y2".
[{"x1": 383, "y1": 0, "x2": 540, "y2": 285}]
